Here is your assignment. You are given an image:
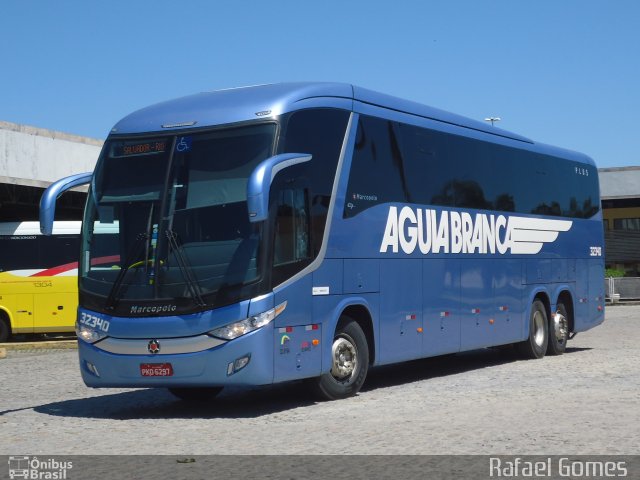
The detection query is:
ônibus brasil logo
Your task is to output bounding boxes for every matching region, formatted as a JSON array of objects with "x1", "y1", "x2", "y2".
[
  {"x1": 8, "y1": 456, "x2": 73, "y2": 479},
  {"x1": 379, "y1": 206, "x2": 573, "y2": 255}
]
